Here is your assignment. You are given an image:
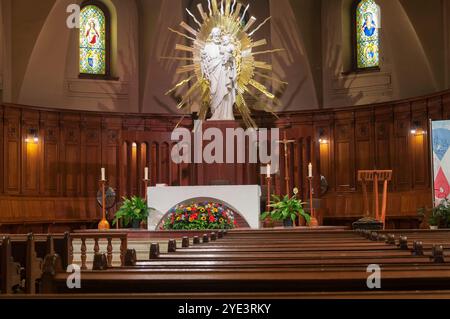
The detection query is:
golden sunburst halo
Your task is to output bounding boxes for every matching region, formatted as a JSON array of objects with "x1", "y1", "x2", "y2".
[{"x1": 165, "y1": 0, "x2": 286, "y2": 128}]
